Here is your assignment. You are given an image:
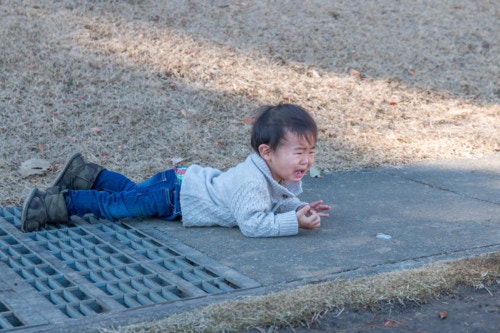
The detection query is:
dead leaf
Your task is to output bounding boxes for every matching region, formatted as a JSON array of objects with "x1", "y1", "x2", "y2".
[
  {"x1": 19, "y1": 158, "x2": 51, "y2": 178},
  {"x1": 38, "y1": 143, "x2": 45, "y2": 152},
  {"x1": 244, "y1": 117, "x2": 255, "y2": 124},
  {"x1": 91, "y1": 127, "x2": 101, "y2": 134},
  {"x1": 348, "y1": 68, "x2": 362, "y2": 79},
  {"x1": 439, "y1": 310, "x2": 448, "y2": 320},
  {"x1": 384, "y1": 320, "x2": 394, "y2": 327}
]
